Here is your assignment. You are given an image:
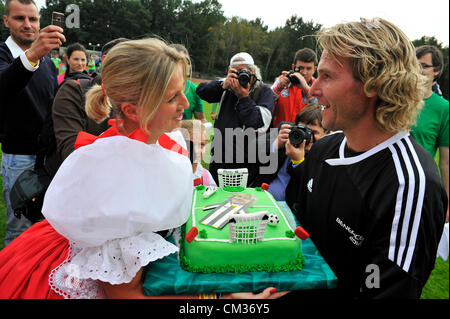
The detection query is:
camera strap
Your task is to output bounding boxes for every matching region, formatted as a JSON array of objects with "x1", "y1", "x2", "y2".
[
  {"x1": 215, "y1": 91, "x2": 227, "y2": 120},
  {"x1": 249, "y1": 83, "x2": 261, "y2": 102}
]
